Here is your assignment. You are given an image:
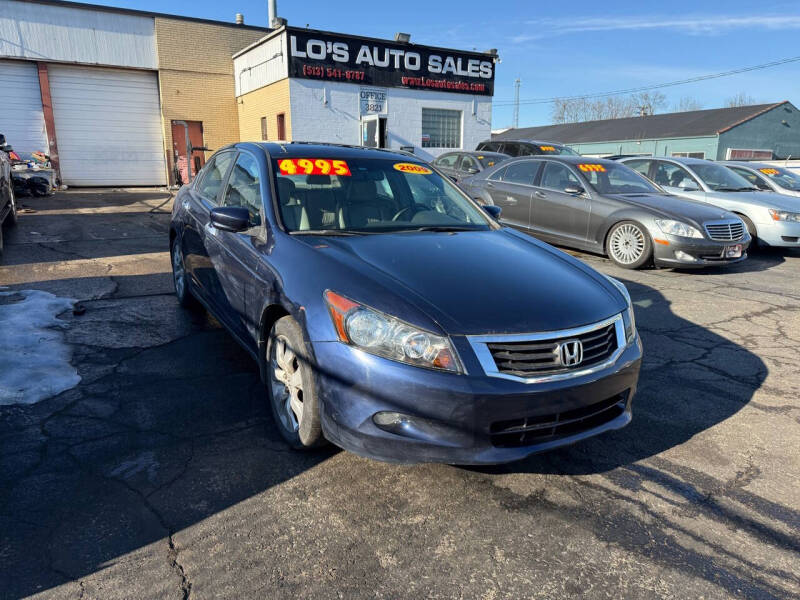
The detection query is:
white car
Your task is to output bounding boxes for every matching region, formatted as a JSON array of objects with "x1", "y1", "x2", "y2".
[
  {"x1": 620, "y1": 156, "x2": 800, "y2": 248},
  {"x1": 721, "y1": 162, "x2": 800, "y2": 199}
]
